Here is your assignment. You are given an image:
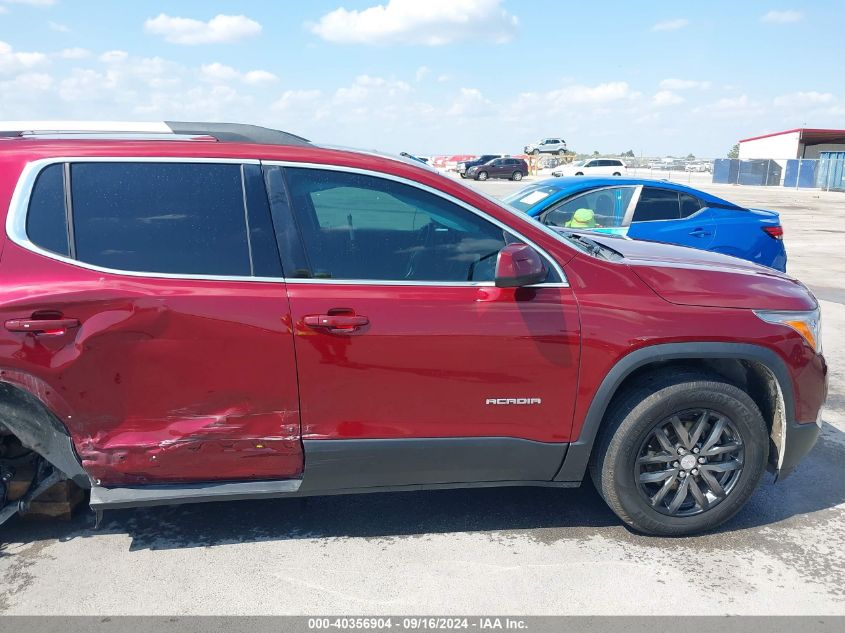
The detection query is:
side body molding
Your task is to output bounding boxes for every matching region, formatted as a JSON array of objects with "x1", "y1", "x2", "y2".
[{"x1": 554, "y1": 342, "x2": 795, "y2": 482}]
